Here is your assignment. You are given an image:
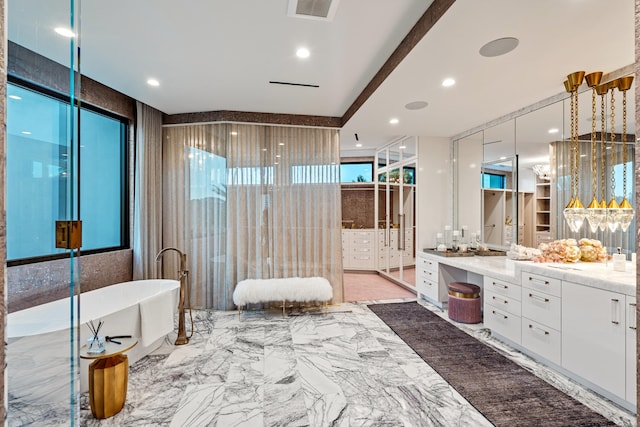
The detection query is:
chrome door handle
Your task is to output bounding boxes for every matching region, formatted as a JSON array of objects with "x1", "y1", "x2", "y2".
[
  {"x1": 528, "y1": 277, "x2": 549, "y2": 286},
  {"x1": 611, "y1": 298, "x2": 620, "y2": 325},
  {"x1": 528, "y1": 293, "x2": 549, "y2": 303},
  {"x1": 528, "y1": 324, "x2": 550, "y2": 336},
  {"x1": 629, "y1": 302, "x2": 636, "y2": 330},
  {"x1": 492, "y1": 310, "x2": 508, "y2": 320},
  {"x1": 492, "y1": 296, "x2": 508, "y2": 304},
  {"x1": 492, "y1": 281, "x2": 508, "y2": 289}
]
